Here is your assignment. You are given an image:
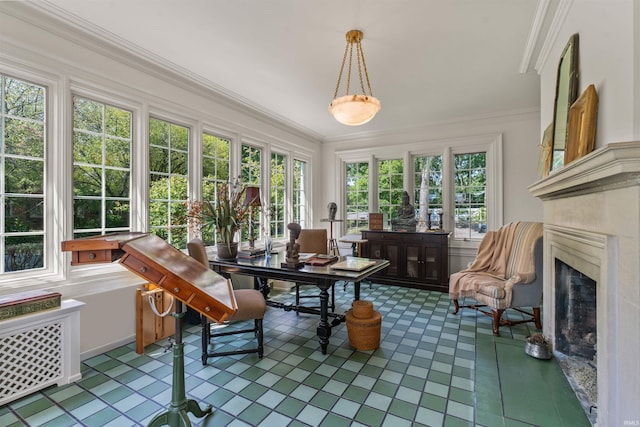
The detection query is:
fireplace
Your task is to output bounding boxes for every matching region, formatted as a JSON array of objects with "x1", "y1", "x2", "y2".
[
  {"x1": 555, "y1": 260, "x2": 597, "y2": 360},
  {"x1": 529, "y1": 141, "x2": 640, "y2": 427},
  {"x1": 554, "y1": 258, "x2": 597, "y2": 423}
]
